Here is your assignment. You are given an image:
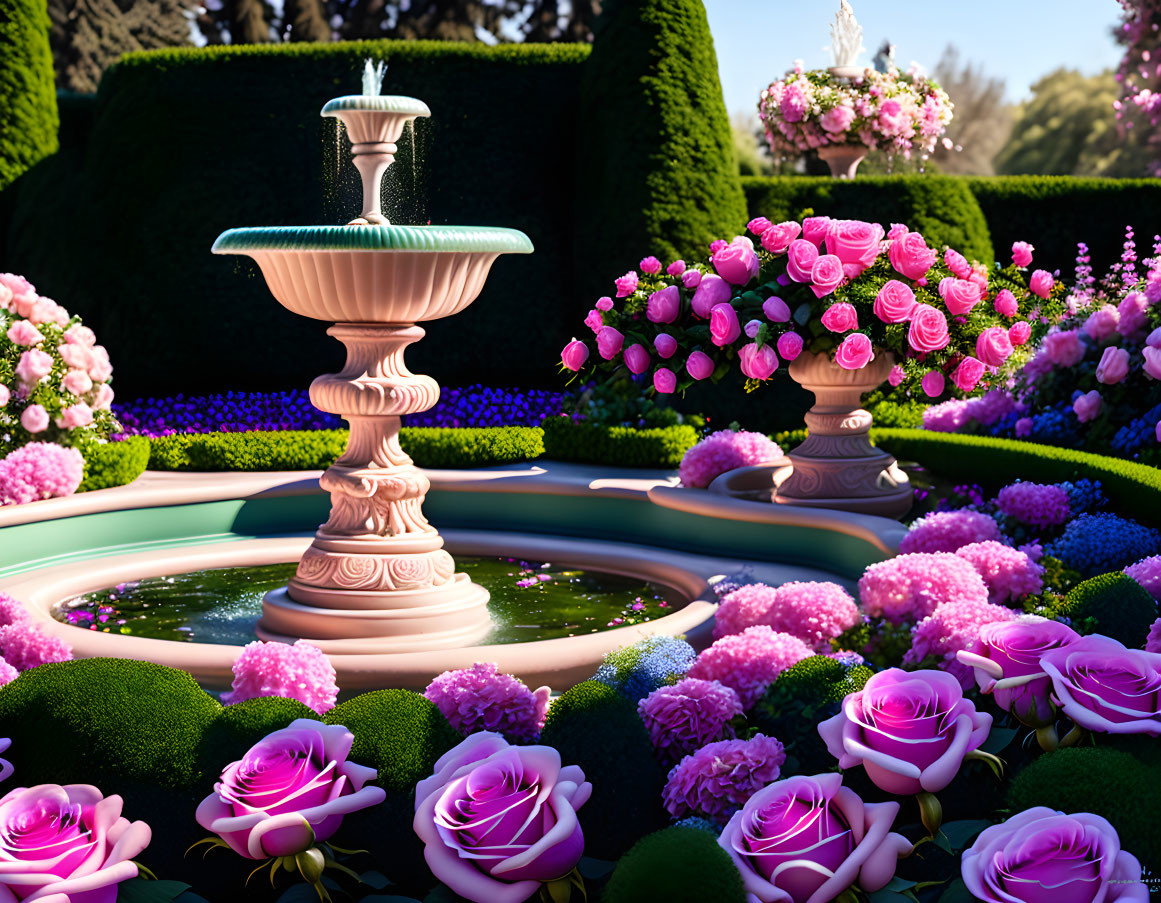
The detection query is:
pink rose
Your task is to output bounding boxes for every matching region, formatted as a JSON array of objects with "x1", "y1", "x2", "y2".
[
  {"x1": 993, "y1": 289, "x2": 1018, "y2": 317},
  {"x1": 64, "y1": 324, "x2": 96, "y2": 347},
  {"x1": 1043, "y1": 330, "x2": 1084, "y2": 367},
  {"x1": 1008, "y1": 321, "x2": 1032, "y2": 346},
  {"x1": 968, "y1": 264, "x2": 988, "y2": 293},
  {"x1": 691, "y1": 274, "x2": 731, "y2": 317},
  {"x1": 710, "y1": 303, "x2": 741, "y2": 346},
  {"x1": 0, "y1": 283, "x2": 9, "y2": 311},
  {"x1": 1073, "y1": 389, "x2": 1102, "y2": 423},
  {"x1": 777, "y1": 332, "x2": 803, "y2": 361},
  {"x1": 886, "y1": 223, "x2": 908, "y2": 240},
  {"x1": 712, "y1": 236, "x2": 760, "y2": 286},
  {"x1": 760, "y1": 221, "x2": 802, "y2": 254},
  {"x1": 907, "y1": 305, "x2": 950, "y2": 352},
  {"x1": 93, "y1": 383, "x2": 115, "y2": 411},
  {"x1": 623, "y1": 343, "x2": 650, "y2": 374},
  {"x1": 740, "y1": 343, "x2": 779, "y2": 380},
  {"x1": 921, "y1": 371, "x2": 946, "y2": 397},
  {"x1": 975, "y1": 327, "x2": 1013, "y2": 368},
  {"x1": 1029, "y1": 269, "x2": 1054, "y2": 298},
  {"x1": 762, "y1": 296, "x2": 791, "y2": 322},
  {"x1": 888, "y1": 232, "x2": 937, "y2": 280},
  {"x1": 952, "y1": 356, "x2": 986, "y2": 393},
  {"x1": 639, "y1": 256, "x2": 661, "y2": 275},
  {"x1": 414, "y1": 733, "x2": 590, "y2": 903},
  {"x1": 0, "y1": 784, "x2": 151, "y2": 903},
  {"x1": 196, "y1": 720, "x2": 385, "y2": 859},
  {"x1": 786, "y1": 239, "x2": 820, "y2": 283},
  {"x1": 1084, "y1": 306, "x2": 1120, "y2": 342},
  {"x1": 20, "y1": 405, "x2": 48, "y2": 434},
  {"x1": 595, "y1": 296, "x2": 613, "y2": 312},
  {"x1": 821, "y1": 302, "x2": 858, "y2": 333},
  {"x1": 583, "y1": 309, "x2": 603, "y2": 333},
  {"x1": 1041, "y1": 634, "x2": 1161, "y2": 736},
  {"x1": 944, "y1": 248, "x2": 972, "y2": 279},
  {"x1": 825, "y1": 220, "x2": 884, "y2": 274},
  {"x1": 57, "y1": 403, "x2": 94, "y2": 430},
  {"x1": 835, "y1": 334, "x2": 873, "y2": 370},
  {"x1": 614, "y1": 271, "x2": 638, "y2": 297},
  {"x1": 718, "y1": 773, "x2": 912, "y2": 903},
  {"x1": 962, "y1": 808, "x2": 1147, "y2": 903},
  {"x1": 667, "y1": 259, "x2": 686, "y2": 276},
  {"x1": 888, "y1": 365, "x2": 905, "y2": 387},
  {"x1": 1117, "y1": 291, "x2": 1150, "y2": 339},
  {"x1": 872, "y1": 280, "x2": 917, "y2": 323},
  {"x1": 1011, "y1": 241, "x2": 1034, "y2": 267},
  {"x1": 818, "y1": 668, "x2": 992, "y2": 795},
  {"x1": 646, "y1": 285, "x2": 680, "y2": 323},
  {"x1": 5, "y1": 320, "x2": 43, "y2": 348},
  {"x1": 1096, "y1": 346, "x2": 1131, "y2": 385},
  {"x1": 1144, "y1": 346, "x2": 1161, "y2": 380},
  {"x1": 682, "y1": 269, "x2": 703, "y2": 289},
  {"x1": 653, "y1": 368, "x2": 677, "y2": 393},
  {"x1": 14, "y1": 349, "x2": 52, "y2": 385},
  {"x1": 809, "y1": 254, "x2": 845, "y2": 298},
  {"x1": 654, "y1": 334, "x2": 677, "y2": 359},
  {"x1": 686, "y1": 351, "x2": 715, "y2": 381},
  {"x1": 802, "y1": 217, "x2": 832, "y2": 246},
  {"x1": 58, "y1": 343, "x2": 92, "y2": 371},
  {"x1": 560, "y1": 339, "x2": 589, "y2": 371},
  {"x1": 747, "y1": 217, "x2": 773, "y2": 236},
  {"x1": 88, "y1": 347, "x2": 112, "y2": 383},
  {"x1": 939, "y1": 277, "x2": 983, "y2": 316},
  {"x1": 596, "y1": 326, "x2": 624, "y2": 360},
  {"x1": 820, "y1": 103, "x2": 857, "y2": 134},
  {"x1": 957, "y1": 618, "x2": 1081, "y2": 728}
]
